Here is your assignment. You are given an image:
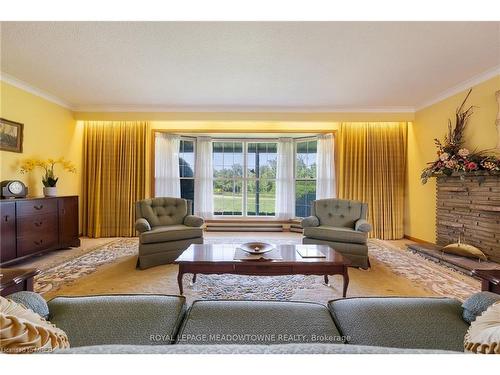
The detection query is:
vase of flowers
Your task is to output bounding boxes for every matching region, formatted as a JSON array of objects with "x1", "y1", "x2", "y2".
[
  {"x1": 20, "y1": 157, "x2": 76, "y2": 197},
  {"x1": 421, "y1": 89, "x2": 500, "y2": 184}
]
